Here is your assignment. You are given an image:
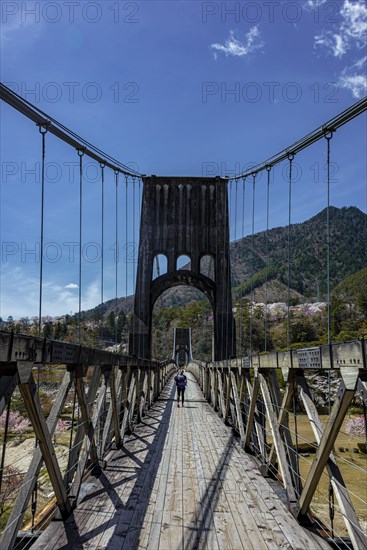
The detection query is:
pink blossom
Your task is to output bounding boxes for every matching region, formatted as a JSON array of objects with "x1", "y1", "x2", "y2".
[
  {"x1": 345, "y1": 416, "x2": 366, "y2": 438},
  {"x1": 0, "y1": 411, "x2": 28, "y2": 434},
  {"x1": 54, "y1": 419, "x2": 67, "y2": 436}
]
